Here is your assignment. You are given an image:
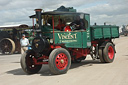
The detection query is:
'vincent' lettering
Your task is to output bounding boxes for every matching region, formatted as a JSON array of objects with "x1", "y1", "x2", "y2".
[{"x1": 58, "y1": 33, "x2": 77, "y2": 40}]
